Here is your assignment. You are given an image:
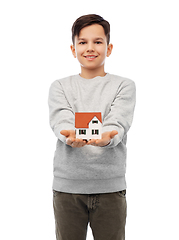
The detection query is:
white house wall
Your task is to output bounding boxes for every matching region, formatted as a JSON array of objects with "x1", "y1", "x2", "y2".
[
  {"x1": 76, "y1": 116, "x2": 102, "y2": 140},
  {"x1": 88, "y1": 117, "x2": 102, "y2": 139}
]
